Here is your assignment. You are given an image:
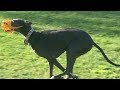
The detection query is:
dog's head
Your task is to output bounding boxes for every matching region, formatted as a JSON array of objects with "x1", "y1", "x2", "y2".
[
  {"x1": 1, "y1": 19, "x2": 32, "y2": 33},
  {"x1": 11, "y1": 19, "x2": 32, "y2": 28}
]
